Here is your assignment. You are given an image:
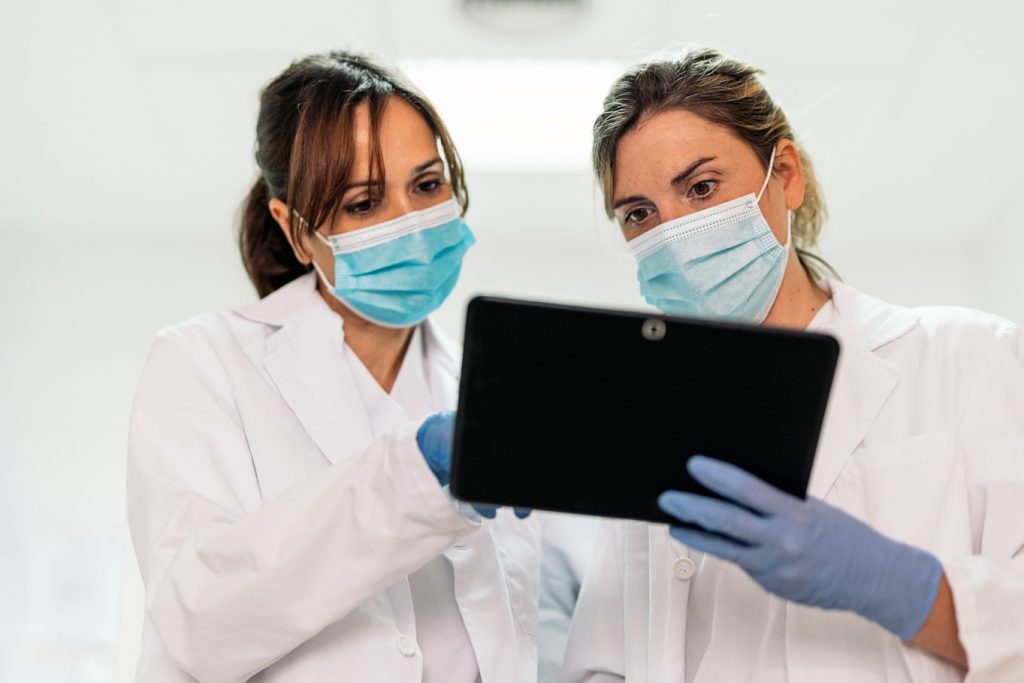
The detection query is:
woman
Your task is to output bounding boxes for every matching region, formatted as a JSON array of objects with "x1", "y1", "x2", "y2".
[
  {"x1": 563, "y1": 49, "x2": 1024, "y2": 682},
  {"x1": 127, "y1": 51, "x2": 538, "y2": 682}
]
